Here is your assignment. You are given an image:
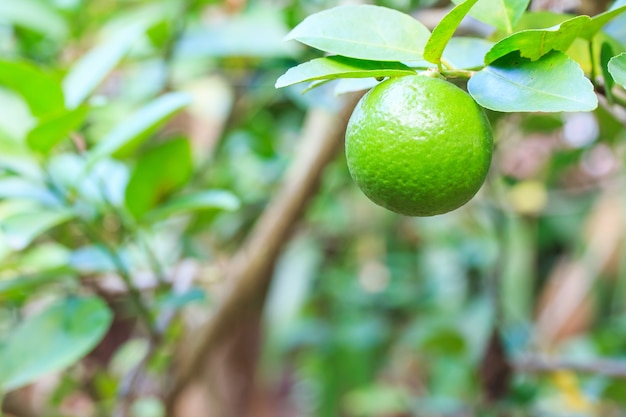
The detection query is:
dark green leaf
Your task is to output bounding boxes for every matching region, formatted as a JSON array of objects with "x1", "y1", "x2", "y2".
[
  {"x1": 484, "y1": 15, "x2": 590, "y2": 65},
  {"x1": 26, "y1": 106, "x2": 88, "y2": 154},
  {"x1": 144, "y1": 190, "x2": 240, "y2": 222},
  {"x1": 452, "y1": 0, "x2": 530, "y2": 33},
  {"x1": 86, "y1": 92, "x2": 191, "y2": 166},
  {"x1": 286, "y1": 5, "x2": 430, "y2": 62},
  {"x1": 0, "y1": 60, "x2": 65, "y2": 117},
  {"x1": 578, "y1": 4, "x2": 626, "y2": 40},
  {"x1": 0, "y1": 0, "x2": 68, "y2": 41},
  {"x1": 62, "y1": 24, "x2": 145, "y2": 109},
  {"x1": 601, "y1": 42, "x2": 616, "y2": 104},
  {"x1": 125, "y1": 138, "x2": 193, "y2": 219},
  {"x1": 468, "y1": 51, "x2": 597, "y2": 112},
  {"x1": 275, "y1": 56, "x2": 415, "y2": 88},
  {"x1": 608, "y1": 52, "x2": 626, "y2": 88},
  {"x1": 424, "y1": 0, "x2": 480, "y2": 65},
  {"x1": 0, "y1": 296, "x2": 112, "y2": 391}
]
